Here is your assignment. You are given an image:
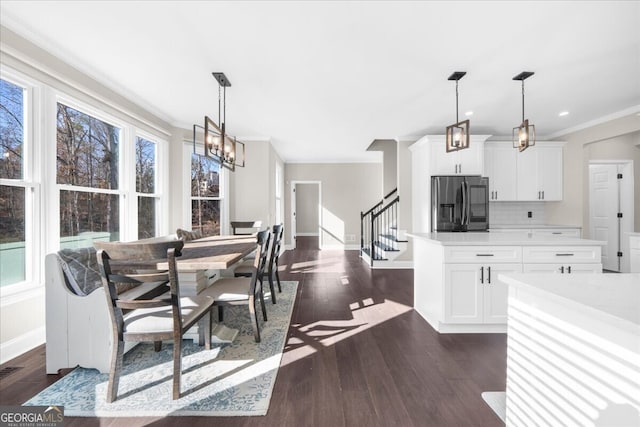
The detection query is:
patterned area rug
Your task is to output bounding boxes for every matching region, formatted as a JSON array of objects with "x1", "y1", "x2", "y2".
[
  {"x1": 482, "y1": 391, "x2": 506, "y2": 423},
  {"x1": 25, "y1": 281, "x2": 298, "y2": 417}
]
